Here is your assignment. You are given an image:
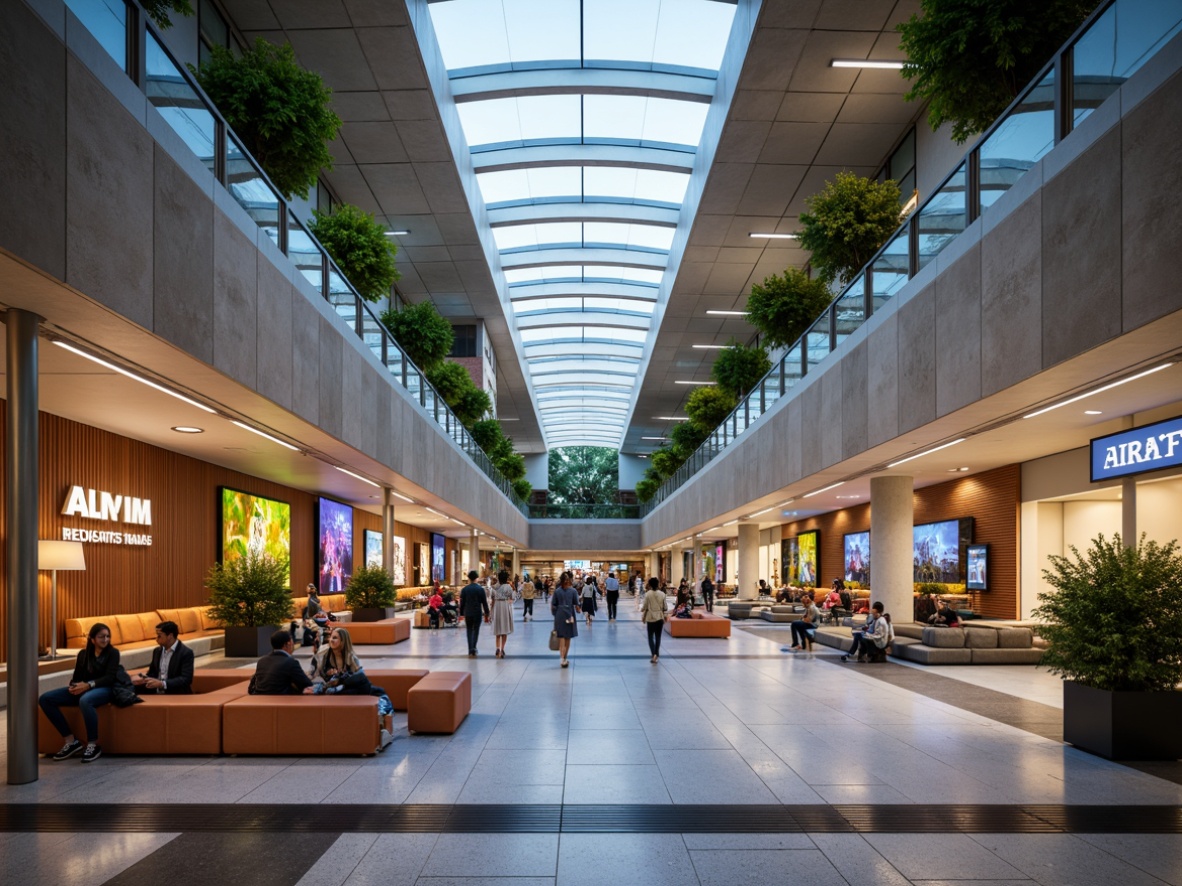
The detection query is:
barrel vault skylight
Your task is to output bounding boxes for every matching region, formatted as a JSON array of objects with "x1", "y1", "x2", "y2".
[{"x1": 428, "y1": 0, "x2": 739, "y2": 449}]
